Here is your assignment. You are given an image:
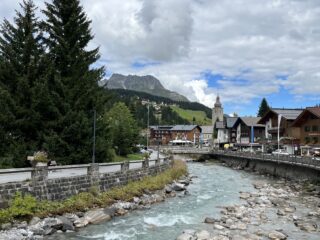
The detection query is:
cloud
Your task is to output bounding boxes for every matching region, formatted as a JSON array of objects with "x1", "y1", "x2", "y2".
[{"x1": 2, "y1": 0, "x2": 320, "y2": 112}]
